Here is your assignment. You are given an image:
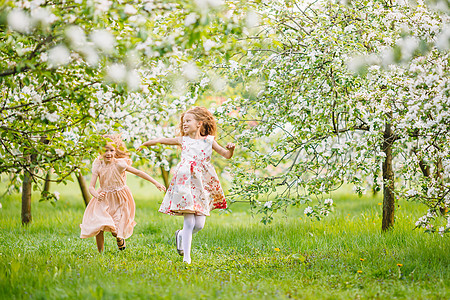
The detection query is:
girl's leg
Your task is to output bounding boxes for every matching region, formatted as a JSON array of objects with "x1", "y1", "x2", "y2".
[
  {"x1": 181, "y1": 214, "x2": 195, "y2": 263},
  {"x1": 180, "y1": 214, "x2": 206, "y2": 263},
  {"x1": 95, "y1": 231, "x2": 104, "y2": 253},
  {"x1": 193, "y1": 214, "x2": 206, "y2": 234}
]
